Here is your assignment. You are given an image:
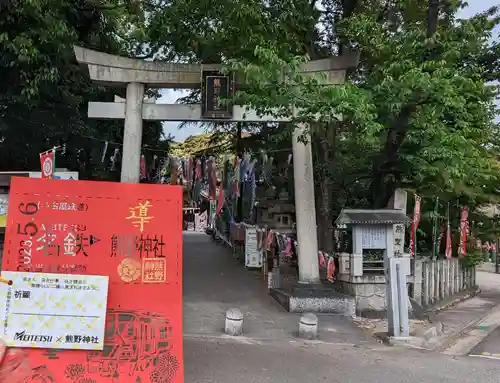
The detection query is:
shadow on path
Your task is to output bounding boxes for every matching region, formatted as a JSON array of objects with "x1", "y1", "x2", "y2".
[{"x1": 182, "y1": 233, "x2": 373, "y2": 344}]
